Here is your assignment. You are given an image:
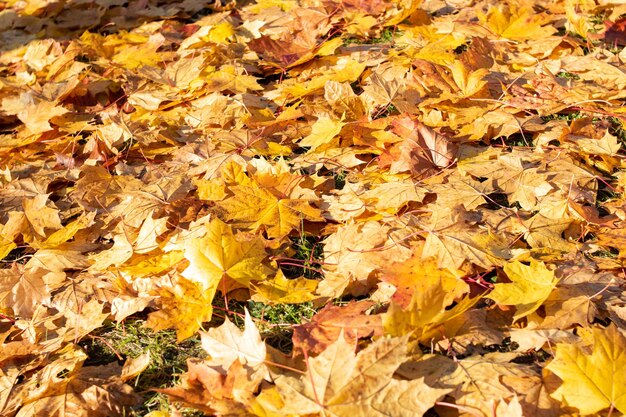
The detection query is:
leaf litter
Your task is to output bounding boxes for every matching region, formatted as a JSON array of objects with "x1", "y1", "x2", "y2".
[{"x1": 2, "y1": 0, "x2": 626, "y2": 416}]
